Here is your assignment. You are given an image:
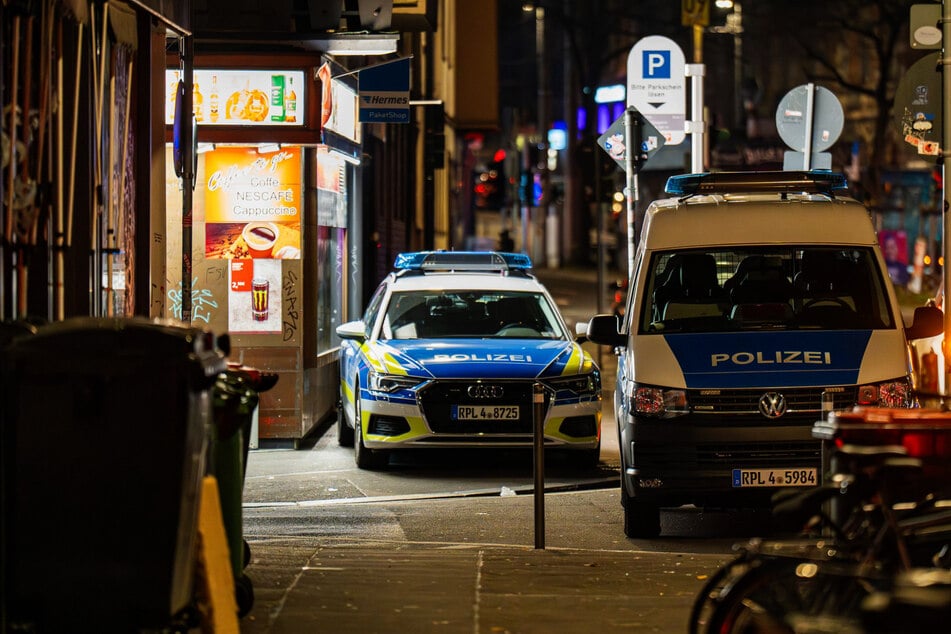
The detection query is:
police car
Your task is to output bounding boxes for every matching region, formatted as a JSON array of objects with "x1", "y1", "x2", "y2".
[{"x1": 335, "y1": 251, "x2": 602, "y2": 469}]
